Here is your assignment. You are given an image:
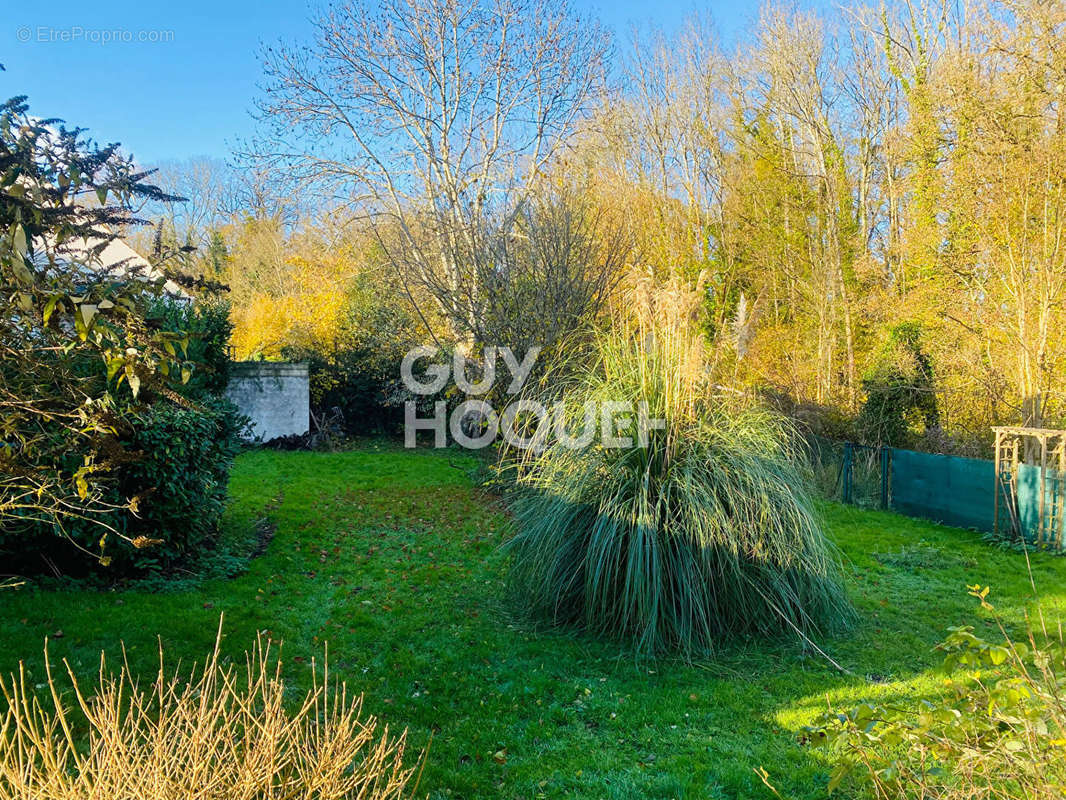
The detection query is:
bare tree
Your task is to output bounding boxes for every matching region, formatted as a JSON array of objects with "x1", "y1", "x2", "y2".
[
  {"x1": 251, "y1": 0, "x2": 611, "y2": 342},
  {"x1": 143, "y1": 157, "x2": 234, "y2": 247},
  {"x1": 469, "y1": 188, "x2": 633, "y2": 352}
]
